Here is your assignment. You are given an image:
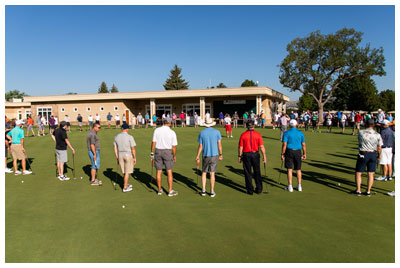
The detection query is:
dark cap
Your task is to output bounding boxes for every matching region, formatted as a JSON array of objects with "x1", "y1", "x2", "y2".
[
  {"x1": 121, "y1": 123, "x2": 130, "y2": 130},
  {"x1": 59, "y1": 121, "x2": 68, "y2": 128},
  {"x1": 367, "y1": 119, "x2": 375, "y2": 127},
  {"x1": 246, "y1": 120, "x2": 254, "y2": 128}
]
